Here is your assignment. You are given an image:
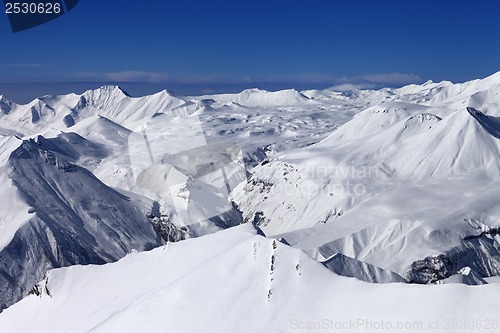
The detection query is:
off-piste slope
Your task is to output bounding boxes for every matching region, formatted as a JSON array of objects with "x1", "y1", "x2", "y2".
[
  {"x1": 2, "y1": 72, "x2": 500, "y2": 316},
  {"x1": 0, "y1": 85, "x2": 348, "y2": 311},
  {"x1": 1, "y1": 225, "x2": 500, "y2": 333},
  {"x1": 232, "y1": 72, "x2": 500, "y2": 283},
  {"x1": 0, "y1": 86, "x2": 316, "y2": 137},
  {"x1": 0, "y1": 135, "x2": 161, "y2": 310},
  {"x1": 314, "y1": 105, "x2": 500, "y2": 180}
]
